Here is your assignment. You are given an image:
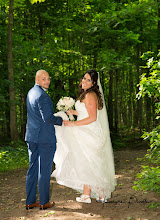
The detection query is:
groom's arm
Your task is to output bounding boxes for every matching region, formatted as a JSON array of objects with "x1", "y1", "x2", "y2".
[{"x1": 38, "y1": 93, "x2": 63, "y2": 126}]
